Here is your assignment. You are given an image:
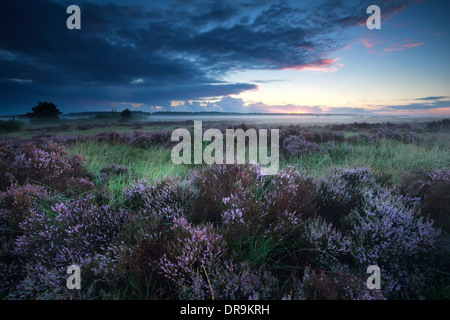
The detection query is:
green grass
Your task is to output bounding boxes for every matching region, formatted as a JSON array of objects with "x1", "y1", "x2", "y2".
[
  {"x1": 68, "y1": 140, "x2": 192, "y2": 203},
  {"x1": 62, "y1": 125, "x2": 449, "y2": 203},
  {"x1": 231, "y1": 234, "x2": 285, "y2": 269},
  {"x1": 41, "y1": 121, "x2": 449, "y2": 210},
  {"x1": 282, "y1": 137, "x2": 449, "y2": 186},
  {"x1": 68, "y1": 133, "x2": 449, "y2": 202}
]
